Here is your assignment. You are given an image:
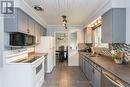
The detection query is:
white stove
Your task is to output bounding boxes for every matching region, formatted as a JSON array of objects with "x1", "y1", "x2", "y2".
[{"x1": 4, "y1": 50, "x2": 45, "y2": 87}]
